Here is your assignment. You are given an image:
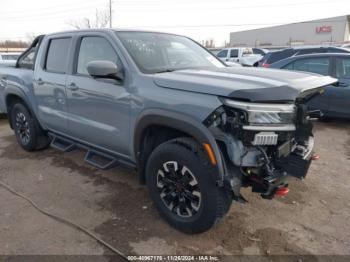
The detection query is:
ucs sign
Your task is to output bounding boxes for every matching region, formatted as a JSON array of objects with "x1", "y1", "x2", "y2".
[{"x1": 316, "y1": 26, "x2": 332, "y2": 33}]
